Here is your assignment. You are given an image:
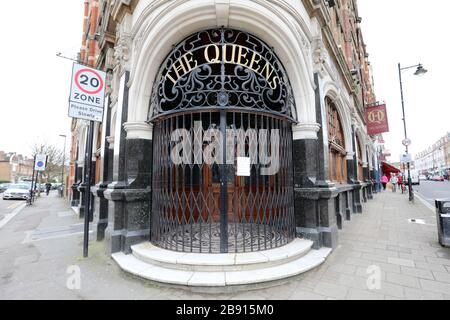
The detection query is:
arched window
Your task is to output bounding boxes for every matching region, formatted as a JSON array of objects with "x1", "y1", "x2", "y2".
[
  {"x1": 356, "y1": 135, "x2": 364, "y2": 181},
  {"x1": 326, "y1": 97, "x2": 347, "y2": 184}
]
